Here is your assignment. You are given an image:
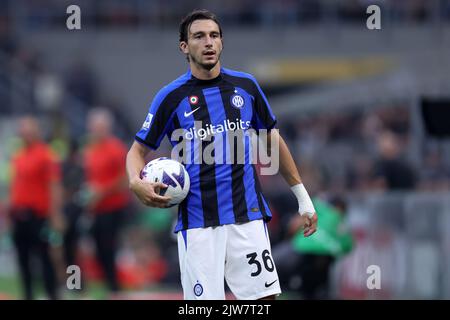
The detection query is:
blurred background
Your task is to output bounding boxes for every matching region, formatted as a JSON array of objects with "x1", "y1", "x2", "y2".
[{"x1": 1, "y1": 0, "x2": 450, "y2": 300}]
